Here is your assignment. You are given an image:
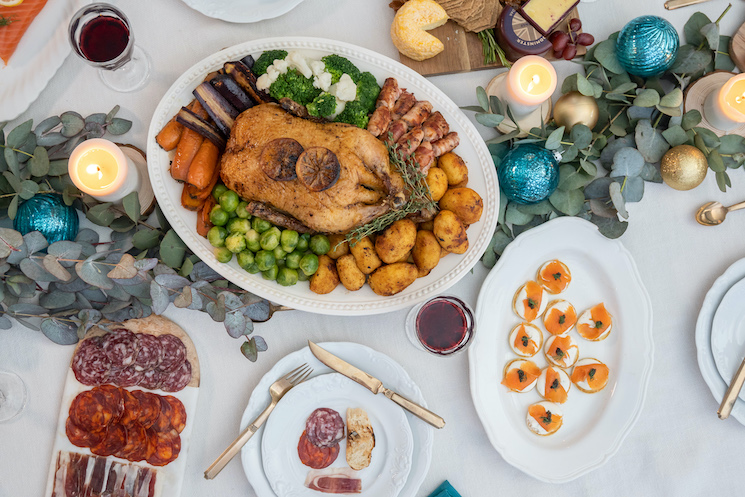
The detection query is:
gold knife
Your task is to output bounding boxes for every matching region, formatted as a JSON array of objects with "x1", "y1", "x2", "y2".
[
  {"x1": 718, "y1": 354, "x2": 745, "y2": 419},
  {"x1": 664, "y1": 0, "x2": 713, "y2": 10},
  {"x1": 308, "y1": 341, "x2": 446, "y2": 429}
]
